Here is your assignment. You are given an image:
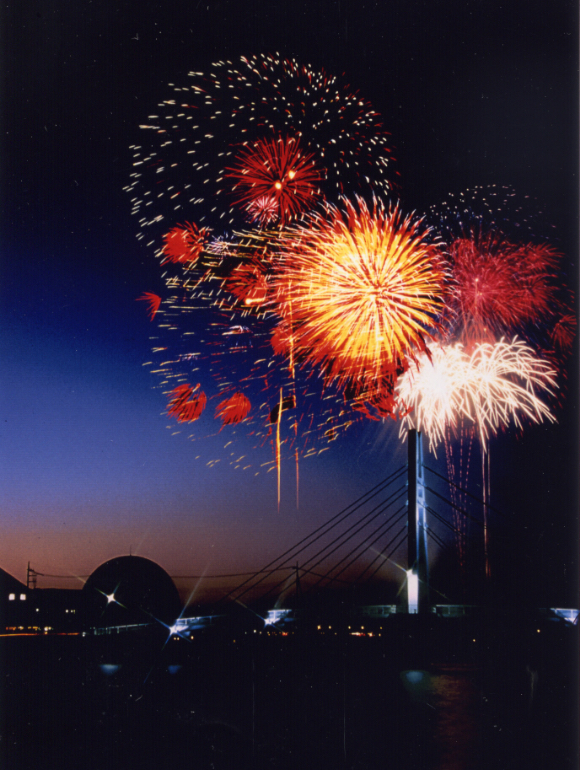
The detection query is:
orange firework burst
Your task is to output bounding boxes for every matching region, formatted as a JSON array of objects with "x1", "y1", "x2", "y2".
[
  {"x1": 273, "y1": 197, "x2": 445, "y2": 391},
  {"x1": 167, "y1": 384, "x2": 207, "y2": 423},
  {"x1": 226, "y1": 135, "x2": 323, "y2": 225},
  {"x1": 215, "y1": 392, "x2": 252, "y2": 426},
  {"x1": 162, "y1": 222, "x2": 211, "y2": 264}
]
